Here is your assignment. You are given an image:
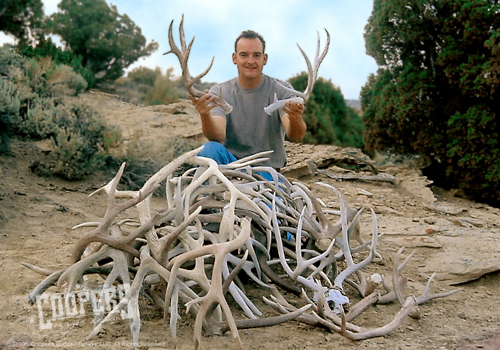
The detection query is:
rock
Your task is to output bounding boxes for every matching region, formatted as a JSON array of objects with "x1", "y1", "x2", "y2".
[
  {"x1": 383, "y1": 236, "x2": 443, "y2": 248},
  {"x1": 397, "y1": 170, "x2": 436, "y2": 203},
  {"x1": 424, "y1": 202, "x2": 464, "y2": 215}
]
